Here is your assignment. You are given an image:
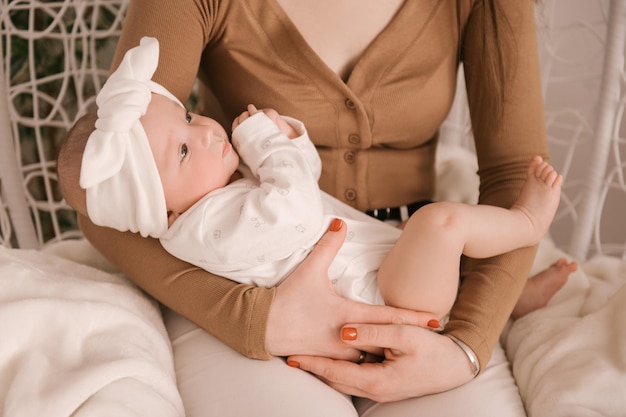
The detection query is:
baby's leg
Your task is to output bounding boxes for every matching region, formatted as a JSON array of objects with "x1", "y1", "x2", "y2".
[{"x1": 378, "y1": 156, "x2": 562, "y2": 316}]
